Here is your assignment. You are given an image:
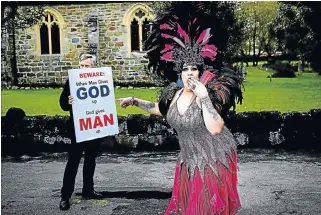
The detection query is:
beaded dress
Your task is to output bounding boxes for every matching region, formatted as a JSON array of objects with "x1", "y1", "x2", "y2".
[{"x1": 165, "y1": 93, "x2": 241, "y2": 215}]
